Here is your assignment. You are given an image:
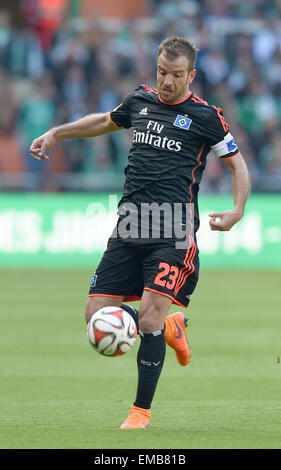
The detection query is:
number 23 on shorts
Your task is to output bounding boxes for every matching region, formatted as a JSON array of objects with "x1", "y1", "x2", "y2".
[{"x1": 154, "y1": 262, "x2": 179, "y2": 290}]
